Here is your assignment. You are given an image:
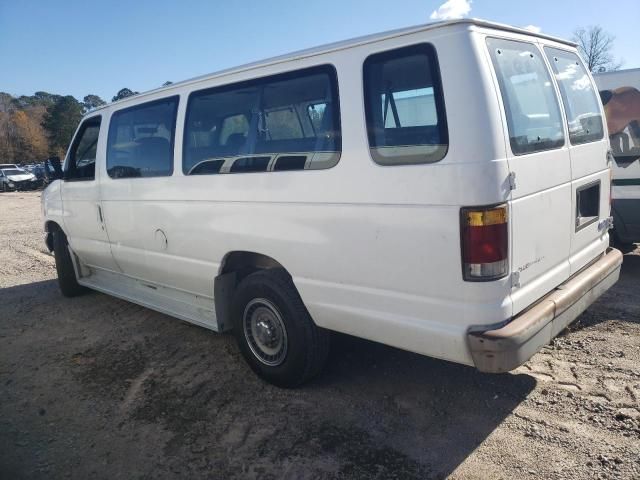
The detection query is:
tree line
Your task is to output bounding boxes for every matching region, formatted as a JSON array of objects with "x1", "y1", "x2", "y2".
[{"x1": 0, "y1": 88, "x2": 140, "y2": 164}]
